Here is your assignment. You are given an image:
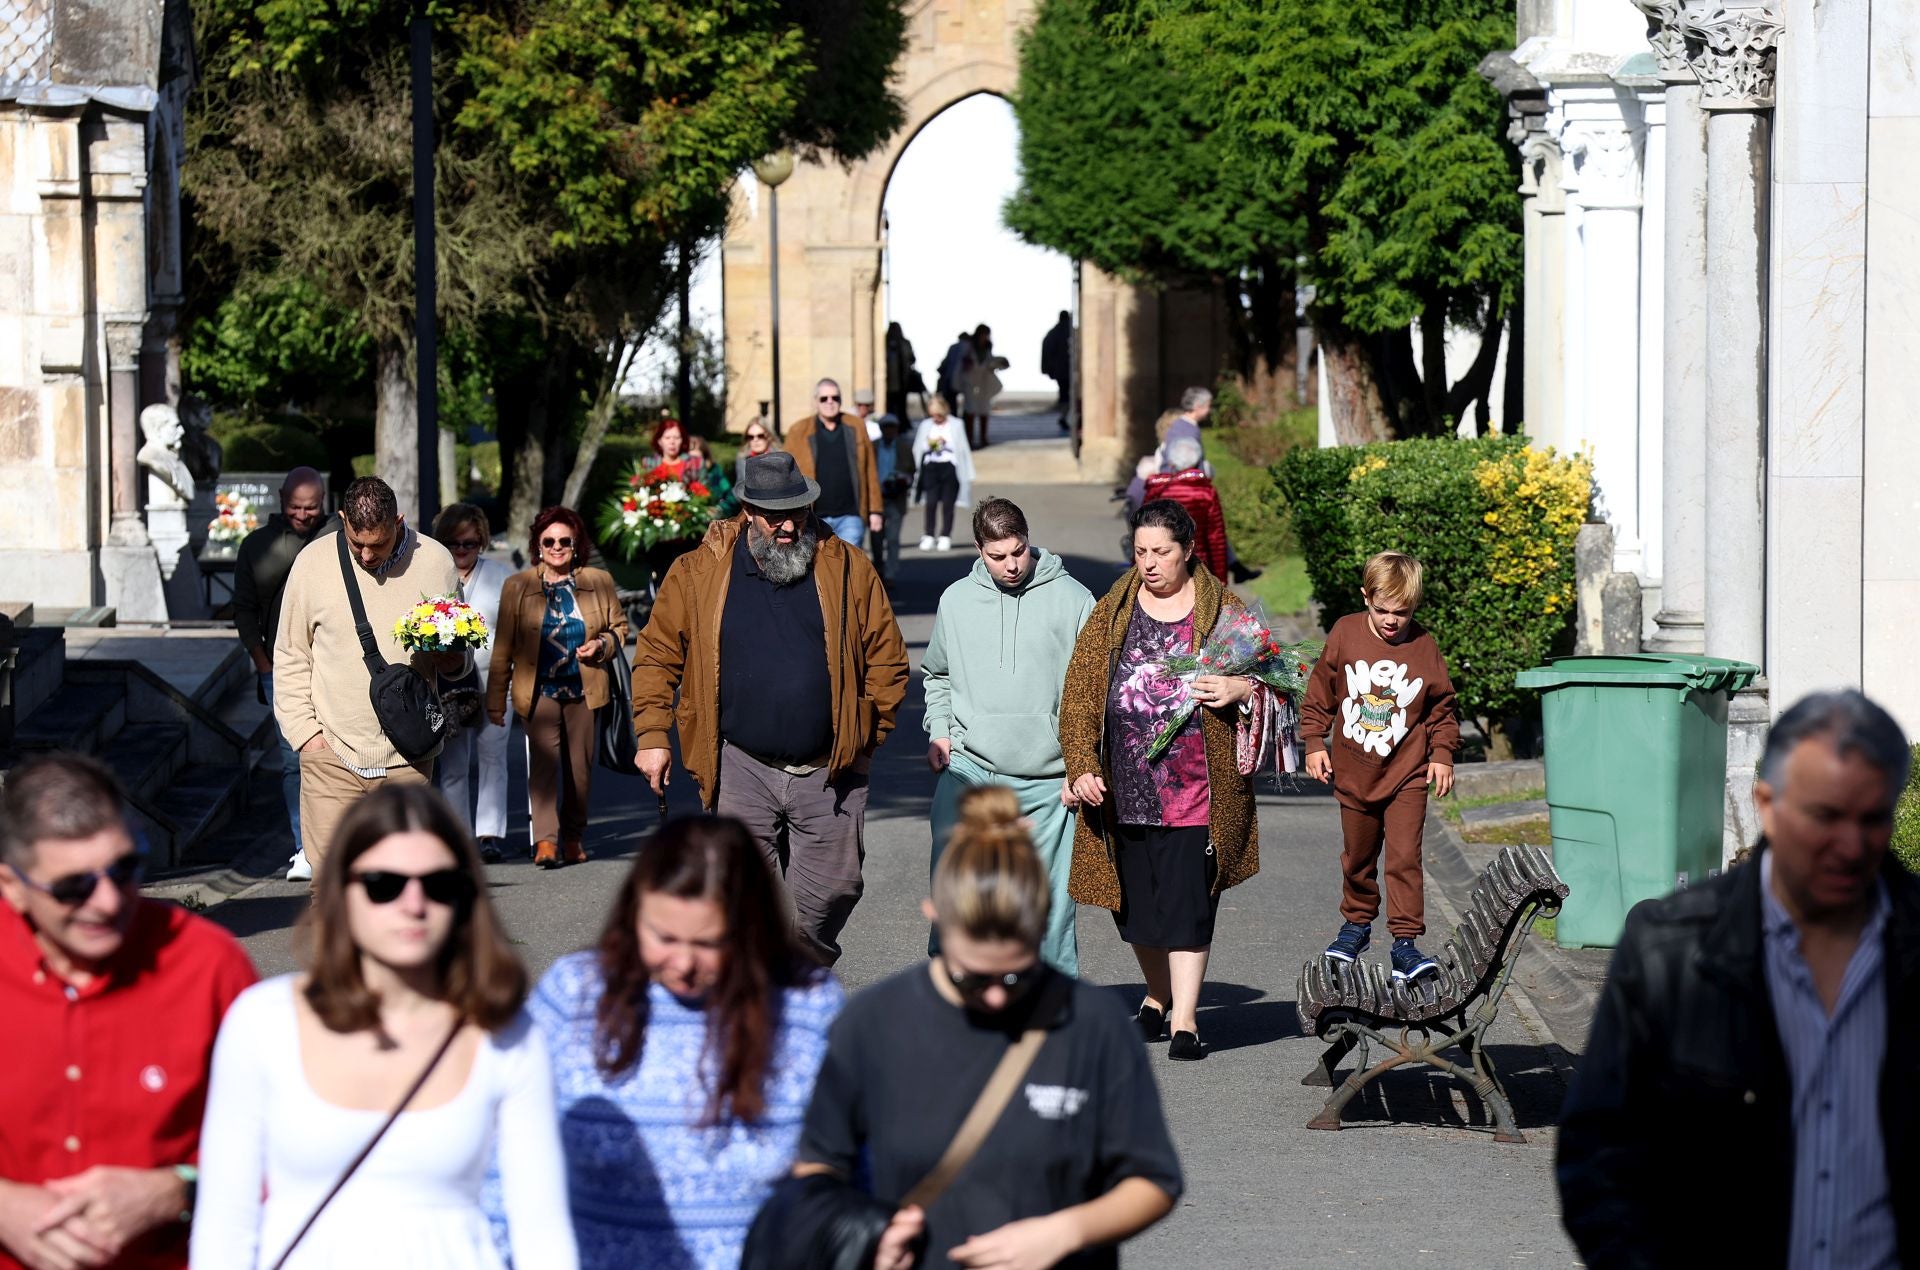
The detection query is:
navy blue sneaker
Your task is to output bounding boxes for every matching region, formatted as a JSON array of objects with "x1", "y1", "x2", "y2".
[
  {"x1": 1391, "y1": 938, "x2": 1440, "y2": 982},
  {"x1": 1324, "y1": 921, "x2": 1371, "y2": 964}
]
